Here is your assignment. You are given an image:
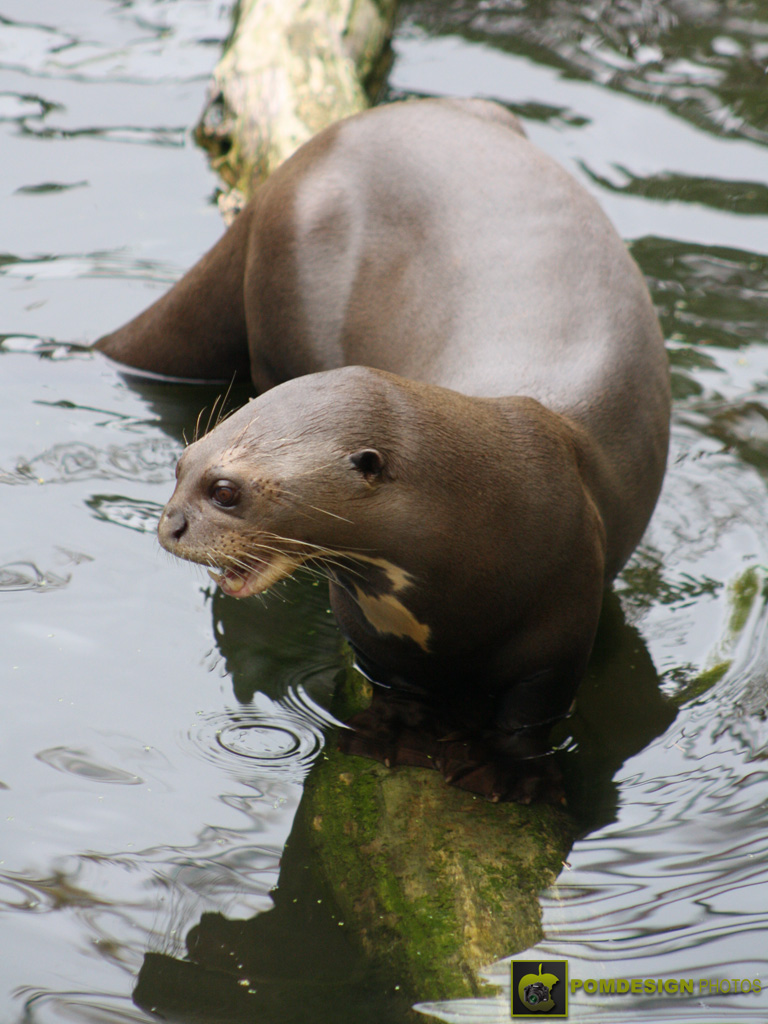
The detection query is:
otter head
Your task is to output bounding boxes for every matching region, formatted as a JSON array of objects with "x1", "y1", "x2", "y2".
[
  {"x1": 158, "y1": 366, "x2": 418, "y2": 602},
  {"x1": 158, "y1": 366, "x2": 596, "y2": 671}
]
